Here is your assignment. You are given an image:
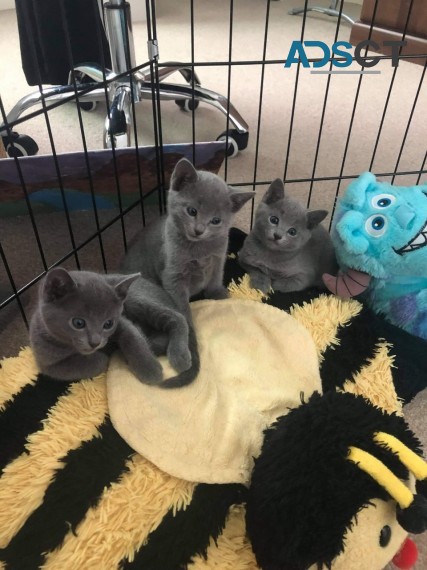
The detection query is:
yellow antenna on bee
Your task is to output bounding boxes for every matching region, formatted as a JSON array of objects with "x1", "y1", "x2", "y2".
[
  {"x1": 347, "y1": 432, "x2": 427, "y2": 511},
  {"x1": 373, "y1": 432, "x2": 427, "y2": 482},
  {"x1": 347, "y1": 447, "x2": 413, "y2": 509}
]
